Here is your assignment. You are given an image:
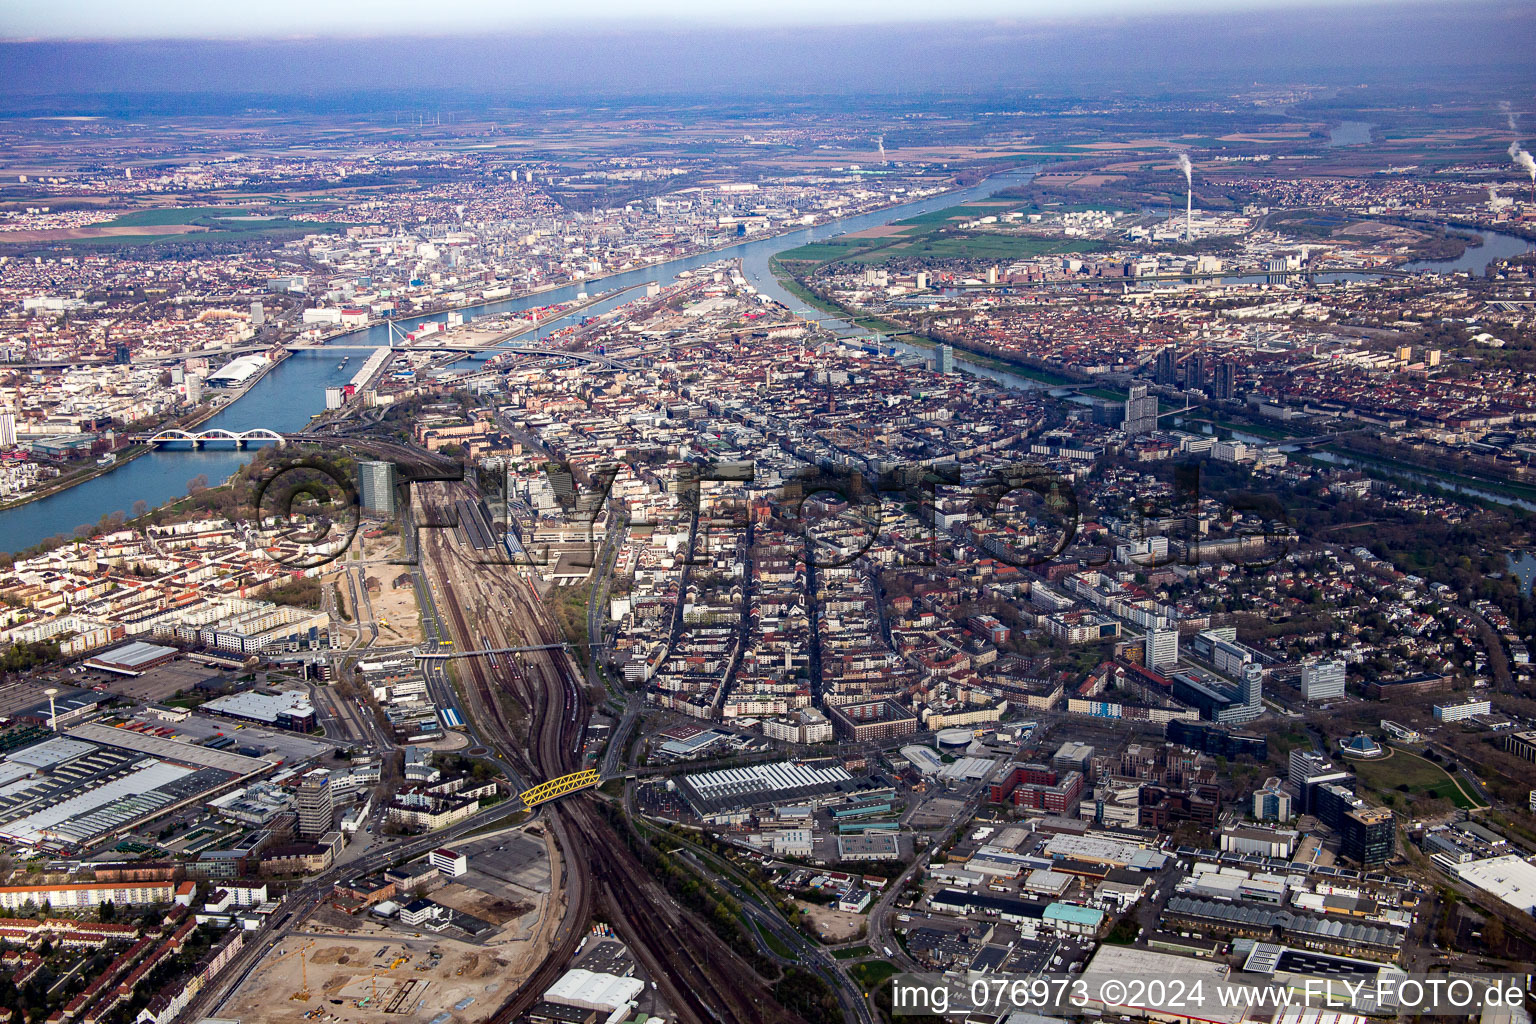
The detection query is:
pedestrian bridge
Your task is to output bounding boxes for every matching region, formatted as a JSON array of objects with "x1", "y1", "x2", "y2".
[{"x1": 139, "y1": 428, "x2": 287, "y2": 448}]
